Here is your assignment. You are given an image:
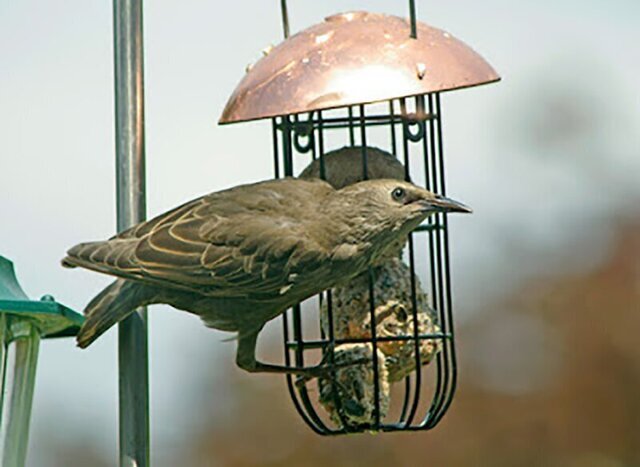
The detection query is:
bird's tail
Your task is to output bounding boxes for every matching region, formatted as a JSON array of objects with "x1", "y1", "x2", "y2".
[{"x1": 77, "y1": 279, "x2": 153, "y2": 348}]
